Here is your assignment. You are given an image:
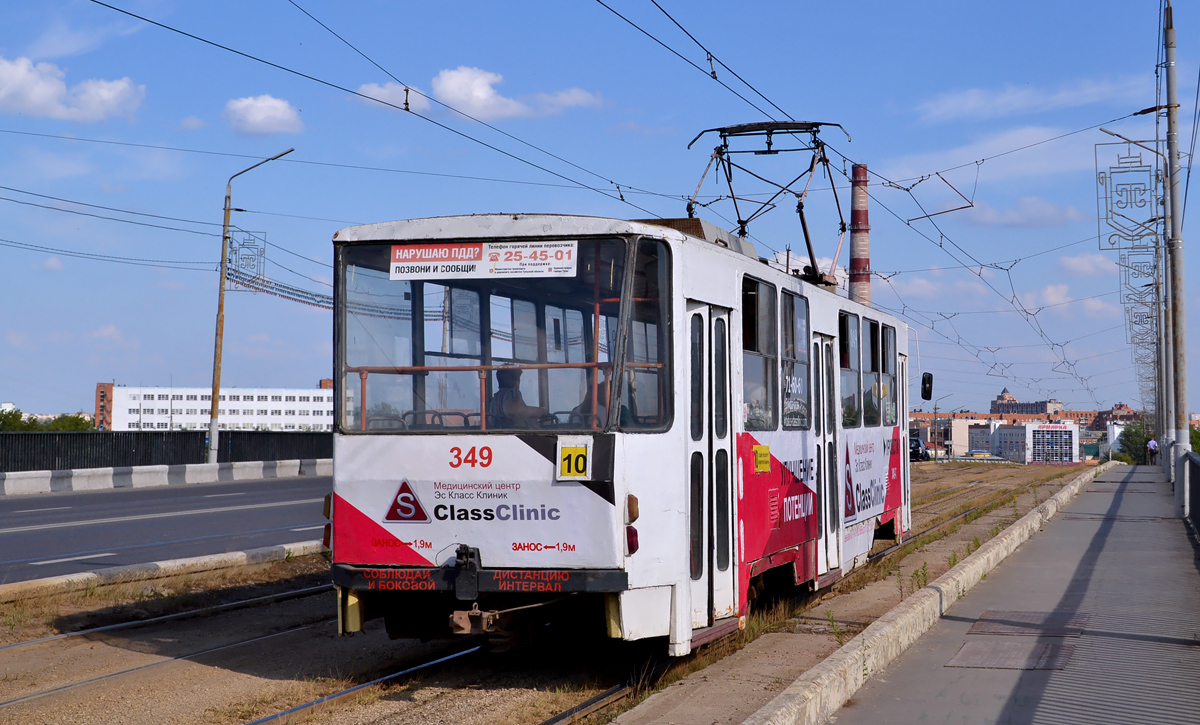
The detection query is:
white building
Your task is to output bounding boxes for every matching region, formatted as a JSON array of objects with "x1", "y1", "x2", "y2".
[
  {"x1": 99, "y1": 384, "x2": 334, "y2": 432},
  {"x1": 993, "y1": 422, "x2": 1080, "y2": 464},
  {"x1": 967, "y1": 420, "x2": 1003, "y2": 453}
]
